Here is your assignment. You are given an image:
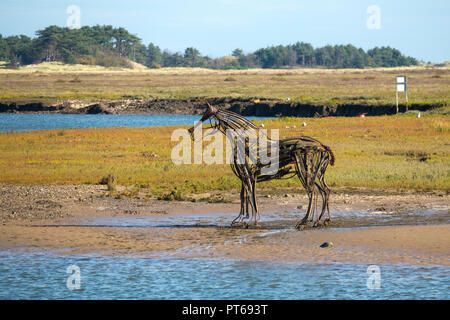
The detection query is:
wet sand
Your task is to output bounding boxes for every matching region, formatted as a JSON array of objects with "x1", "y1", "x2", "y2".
[{"x1": 0, "y1": 184, "x2": 449, "y2": 266}]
